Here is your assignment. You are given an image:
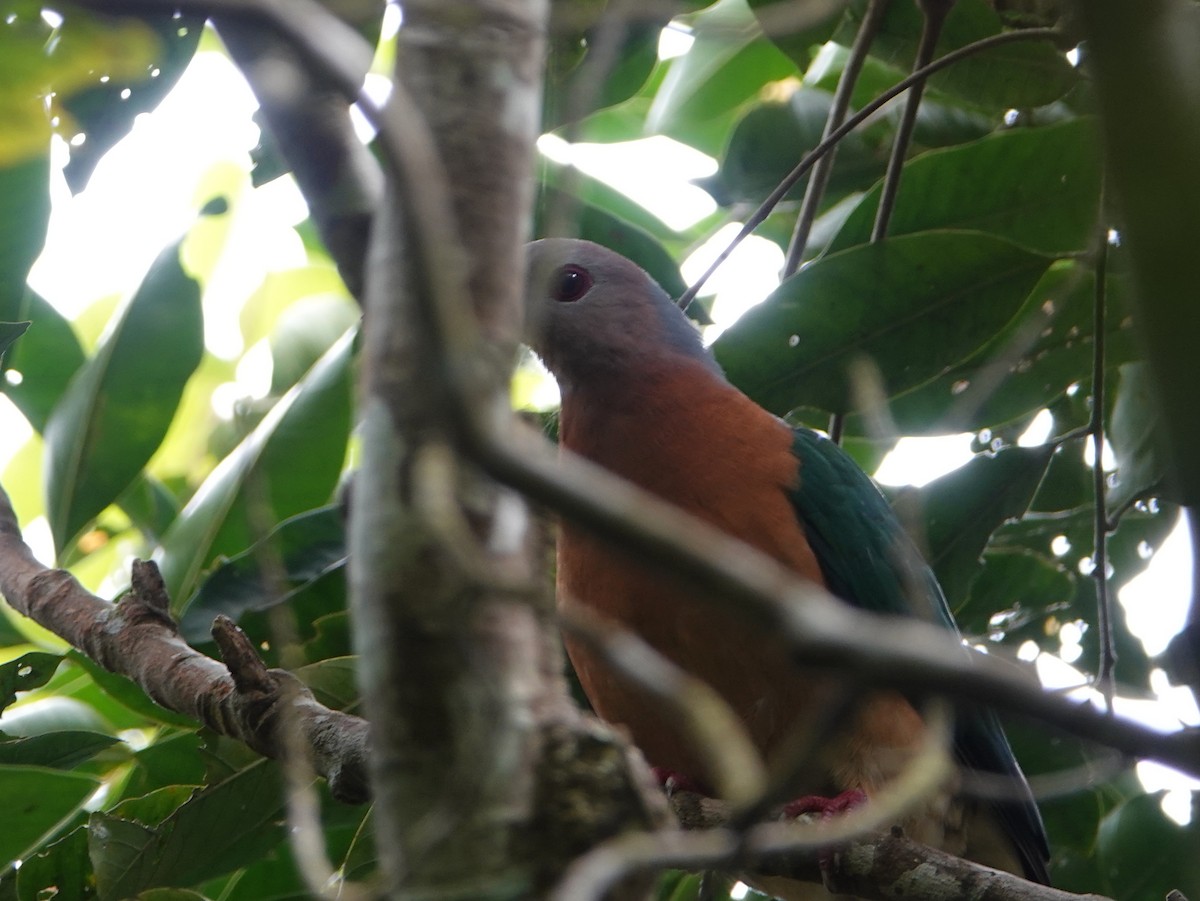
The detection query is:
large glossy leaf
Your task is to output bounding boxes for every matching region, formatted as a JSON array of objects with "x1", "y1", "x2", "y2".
[
  {"x1": 747, "y1": 0, "x2": 848, "y2": 72},
  {"x1": 2, "y1": 292, "x2": 86, "y2": 432},
  {"x1": 0, "y1": 731, "x2": 119, "y2": 770},
  {"x1": 954, "y1": 548, "x2": 1073, "y2": 639},
  {"x1": 829, "y1": 119, "x2": 1102, "y2": 256},
  {"x1": 42, "y1": 241, "x2": 202, "y2": 554},
  {"x1": 852, "y1": 264, "x2": 1138, "y2": 435},
  {"x1": 0, "y1": 156, "x2": 50, "y2": 324},
  {"x1": 89, "y1": 762, "x2": 285, "y2": 899},
  {"x1": 180, "y1": 505, "x2": 346, "y2": 644},
  {"x1": 159, "y1": 328, "x2": 356, "y2": 609},
  {"x1": 0, "y1": 766, "x2": 99, "y2": 867},
  {"x1": 649, "y1": 0, "x2": 797, "y2": 135},
  {"x1": 839, "y1": 0, "x2": 1077, "y2": 111},
  {"x1": 903, "y1": 444, "x2": 1055, "y2": 604},
  {"x1": 60, "y1": 9, "x2": 203, "y2": 192},
  {"x1": 1107, "y1": 363, "x2": 1169, "y2": 514},
  {"x1": 702, "y1": 89, "x2": 891, "y2": 206},
  {"x1": 714, "y1": 231, "x2": 1051, "y2": 414}
]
